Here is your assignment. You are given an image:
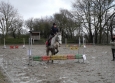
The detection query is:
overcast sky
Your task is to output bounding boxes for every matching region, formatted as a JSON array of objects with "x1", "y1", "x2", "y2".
[{"x1": 0, "y1": 0, "x2": 74, "y2": 20}]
